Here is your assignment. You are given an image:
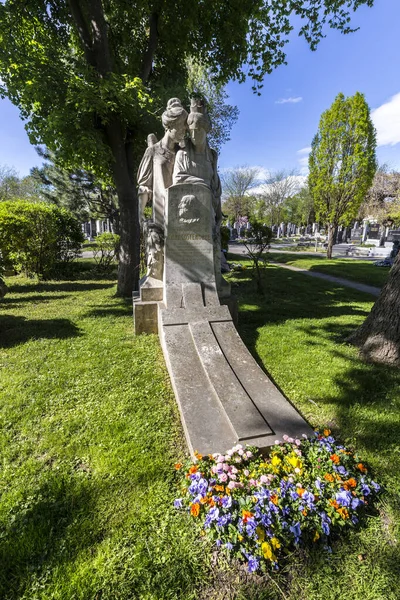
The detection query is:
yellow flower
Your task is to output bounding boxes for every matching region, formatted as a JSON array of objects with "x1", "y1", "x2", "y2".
[
  {"x1": 271, "y1": 455, "x2": 281, "y2": 467},
  {"x1": 238, "y1": 534, "x2": 243, "y2": 542},
  {"x1": 261, "y1": 542, "x2": 276, "y2": 561},
  {"x1": 313, "y1": 531, "x2": 320, "y2": 542},
  {"x1": 256, "y1": 526, "x2": 265, "y2": 543},
  {"x1": 287, "y1": 454, "x2": 302, "y2": 471},
  {"x1": 270, "y1": 537, "x2": 281, "y2": 550}
]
